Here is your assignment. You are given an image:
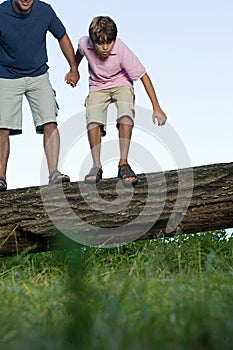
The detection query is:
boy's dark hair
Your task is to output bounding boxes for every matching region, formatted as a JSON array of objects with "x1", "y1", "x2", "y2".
[{"x1": 89, "y1": 16, "x2": 118, "y2": 44}]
